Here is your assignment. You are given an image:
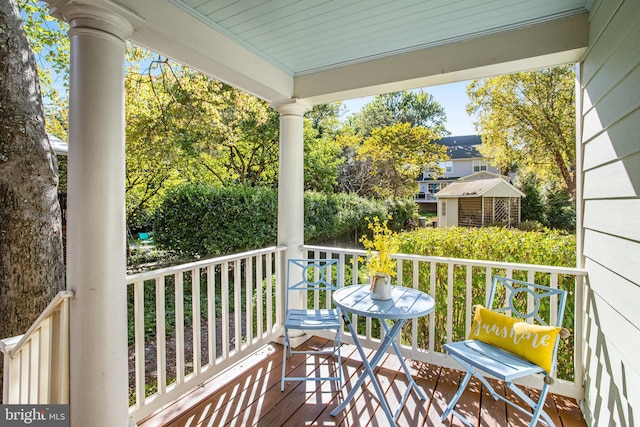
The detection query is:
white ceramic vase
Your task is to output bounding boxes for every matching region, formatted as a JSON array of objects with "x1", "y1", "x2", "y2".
[{"x1": 370, "y1": 273, "x2": 392, "y2": 300}]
